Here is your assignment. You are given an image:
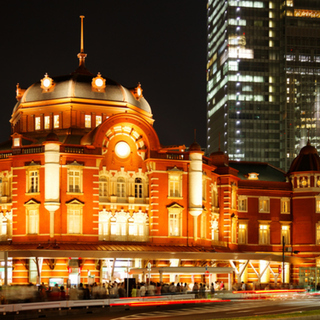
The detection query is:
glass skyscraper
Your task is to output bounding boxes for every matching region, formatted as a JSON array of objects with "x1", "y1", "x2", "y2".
[{"x1": 207, "y1": 0, "x2": 320, "y2": 170}]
